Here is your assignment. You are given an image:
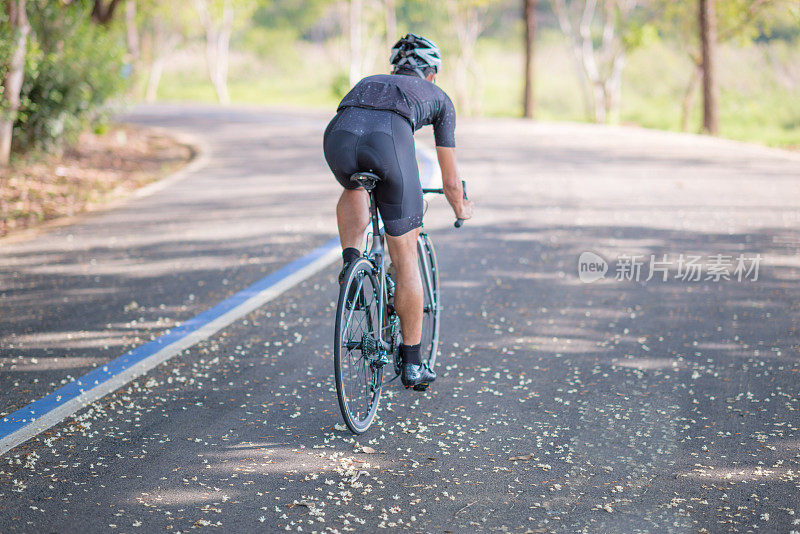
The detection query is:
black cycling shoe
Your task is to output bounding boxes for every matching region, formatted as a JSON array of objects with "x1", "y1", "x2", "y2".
[{"x1": 401, "y1": 363, "x2": 436, "y2": 390}]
